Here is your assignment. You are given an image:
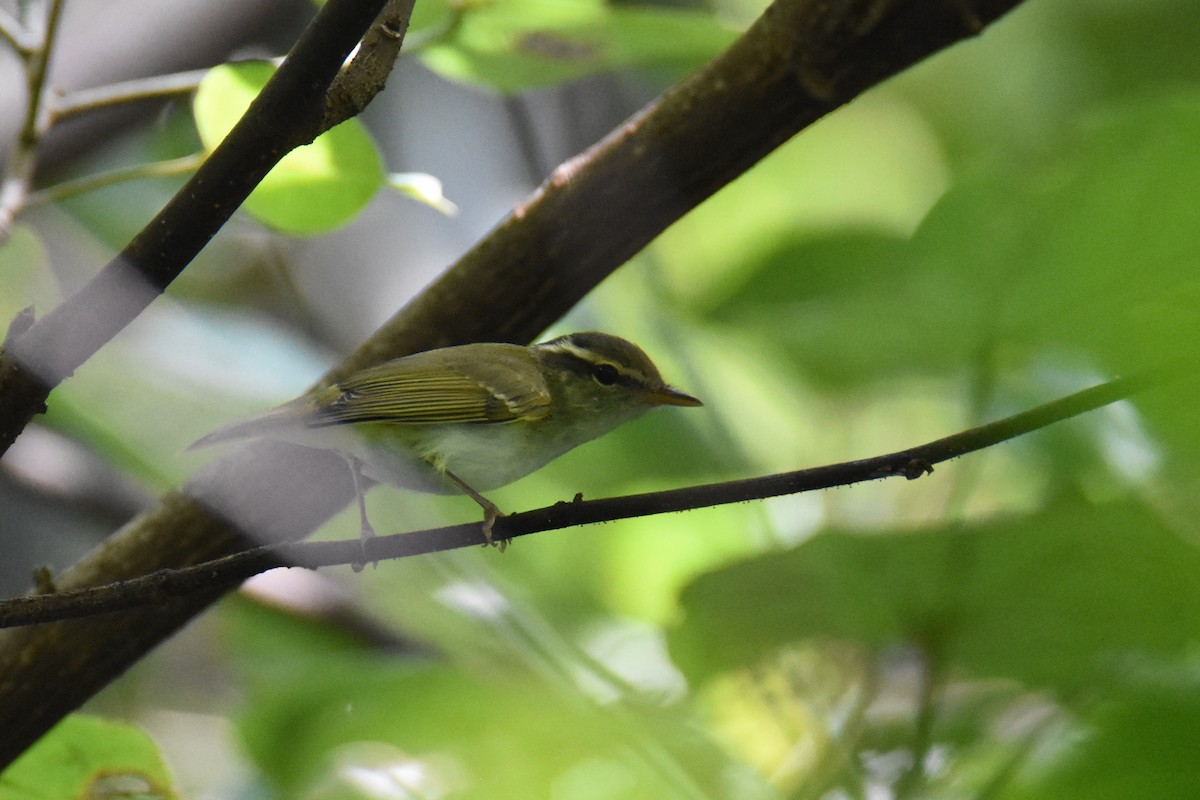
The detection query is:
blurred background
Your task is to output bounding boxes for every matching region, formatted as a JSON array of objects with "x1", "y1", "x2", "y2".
[{"x1": 2, "y1": 0, "x2": 1200, "y2": 797}]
